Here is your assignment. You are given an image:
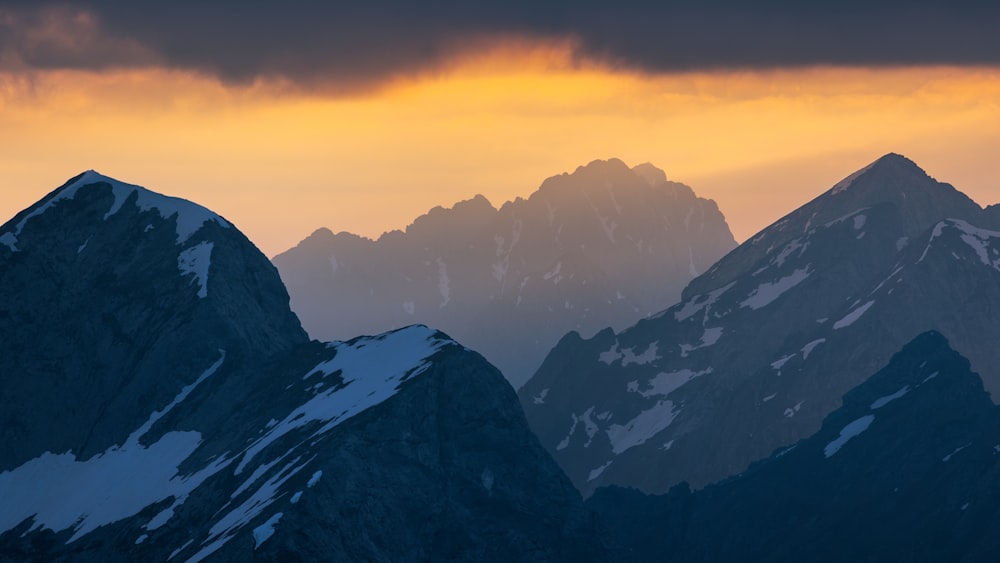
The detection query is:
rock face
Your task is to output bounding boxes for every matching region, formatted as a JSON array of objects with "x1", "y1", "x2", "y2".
[
  {"x1": 590, "y1": 332, "x2": 1000, "y2": 562},
  {"x1": 273, "y1": 158, "x2": 736, "y2": 387},
  {"x1": 519, "y1": 153, "x2": 1000, "y2": 495},
  {"x1": 0, "y1": 172, "x2": 605, "y2": 562}
]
